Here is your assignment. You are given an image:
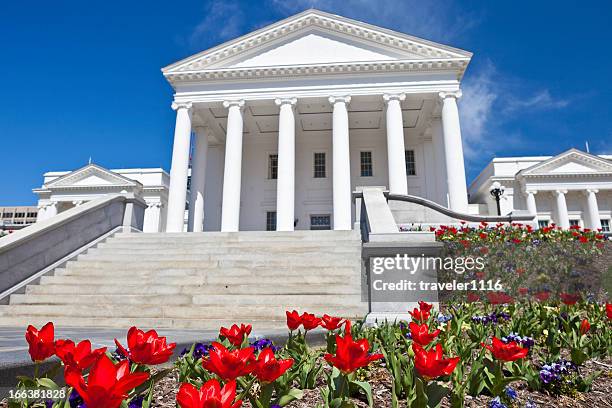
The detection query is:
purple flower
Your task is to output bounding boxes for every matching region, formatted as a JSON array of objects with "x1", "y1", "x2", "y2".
[
  {"x1": 489, "y1": 396, "x2": 508, "y2": 408},
  {"x1": 251, "y1": 338, "x2": 278, "y2": 352},
  {"x1": 502, "y1": 333, "x2": 535, "y2": 348},
  {"x1": 505, "y1": 386, "x2": 517, "y2": 400},
  {"x1": 128, "y1": 396, "x2": 143, "y2": 408},
  {"x1": 69, "y1": 389, "x2": 86, "y2": 408}
]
